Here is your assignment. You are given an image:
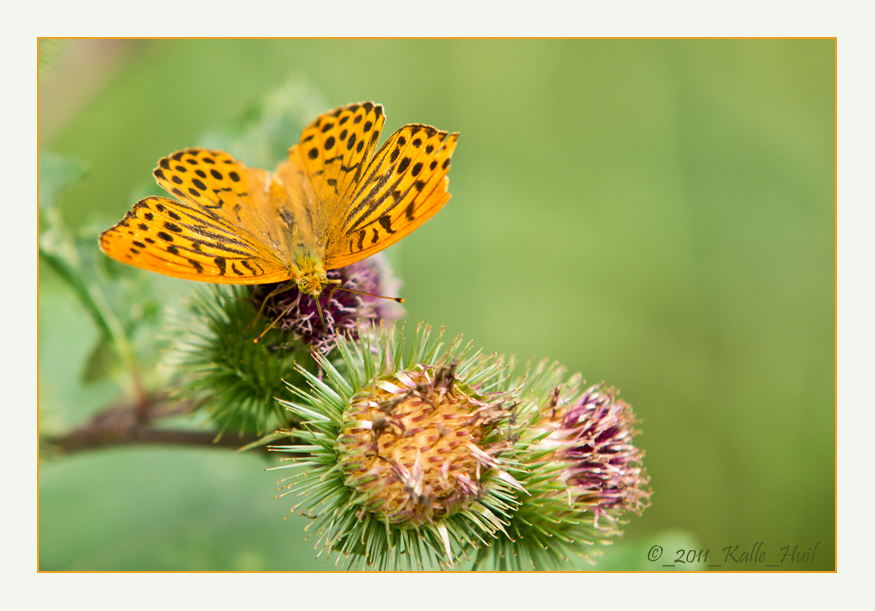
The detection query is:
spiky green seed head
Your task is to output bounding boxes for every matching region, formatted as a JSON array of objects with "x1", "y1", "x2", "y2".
[
  {"x1": 165, "y1": 285, "x2": 315, "y2": 435},
  {"x1": 271, "y1": 323, "x2": 525, "y2": 570}
]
